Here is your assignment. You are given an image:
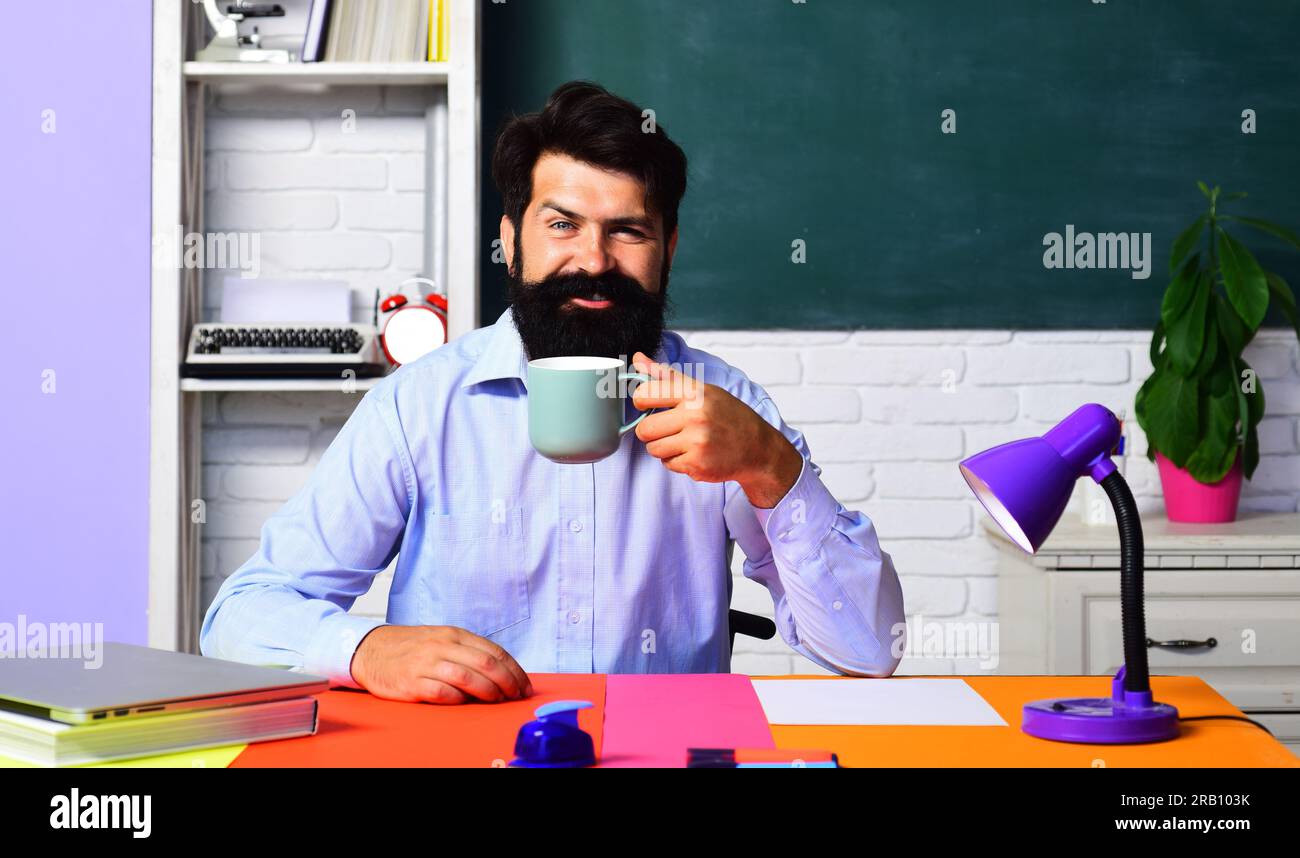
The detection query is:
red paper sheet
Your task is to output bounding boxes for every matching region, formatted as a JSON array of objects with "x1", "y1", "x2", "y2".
[
  {"x1": 599, "y1": 674, "x2": 774, "y2": 767},
  {"x1": 230, "y1": 674, "x2": 605, "y2": 767}
]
